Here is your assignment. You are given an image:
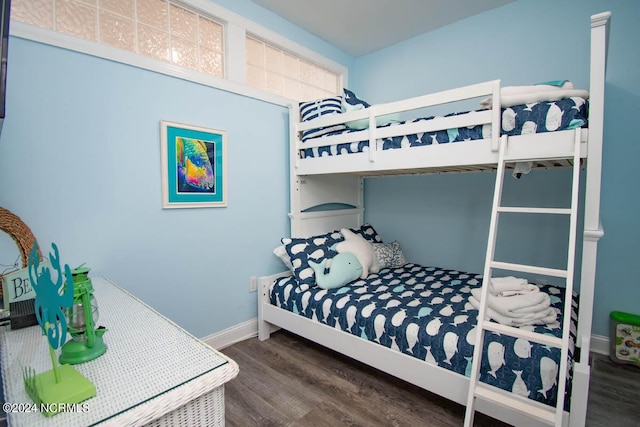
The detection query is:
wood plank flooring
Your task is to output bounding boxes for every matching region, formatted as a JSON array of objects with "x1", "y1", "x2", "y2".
[{"x1": 221, "y1": 330, "x2": 640, "y2": 427}]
